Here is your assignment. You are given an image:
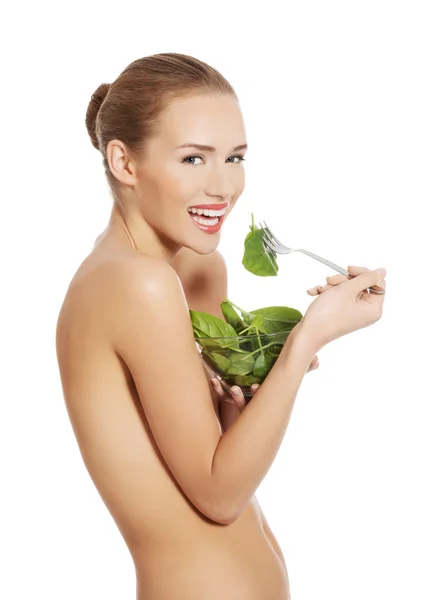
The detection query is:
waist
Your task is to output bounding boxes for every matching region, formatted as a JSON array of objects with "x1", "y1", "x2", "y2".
[{"x1": 135, "y1": 539, "x2": 290, "y2": 600}]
